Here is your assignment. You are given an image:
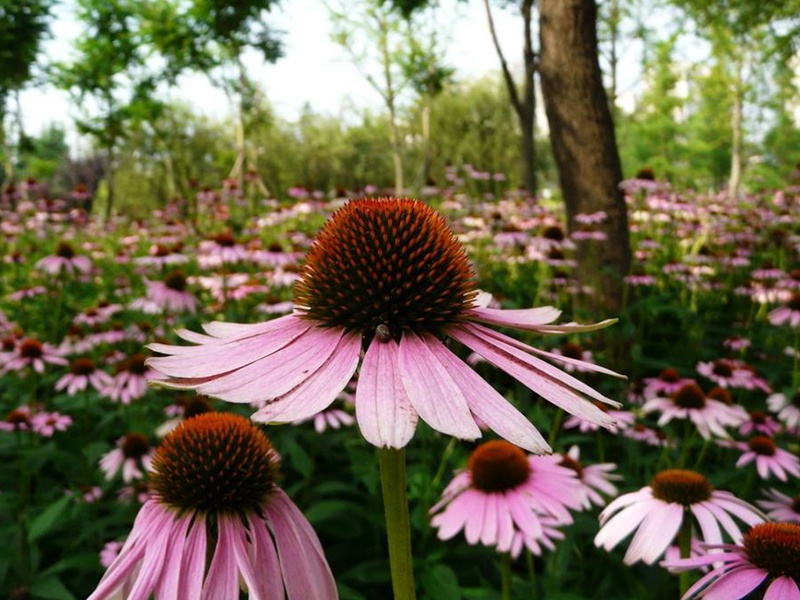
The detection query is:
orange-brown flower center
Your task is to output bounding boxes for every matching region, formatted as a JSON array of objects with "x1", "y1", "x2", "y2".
[
  {"x1": 746, "y1": 436, "x2": 776, "y2": 456},
  {"x1": 707, "y1": 387, "x2": 733, "y2": 405},
  {"x1": 121, "y1": 433, "x2": 150, "y2": 459},
  {"x1": 18, "y1": 339, "x2": 43, "y2": 359},
  {"x1": 749, "y1": 410, "x2": 766, "y2": 424},
  {"x1": 788, "y1": 293, "x2": 800, "y2": 312},
  {"x1": 150, "y1": 413, "x2": 280, "y2": 514},
  {"x1": 671, "y1": 383, "x2": 706, "y2": 409},
  {"x1": 163, "y1": 271, "x2": 187, "y2": 292},
  {"x1": 743, "y1": 522, "x2": 800, "y2": 581},
  {"x1": 712, "y1": 361, "x2": 733, "y2": 378},
  {"x1": 559, "y1": 455, "x2": 583, "y2": 478},
  {"x1": 126, "y1": 354, "x2": 147, "y2": 375},
  {"x1": 71, "y1": 358, "x2": 96, "y2": 375},
  {"x1": 55, "y1": 242, "x2": 75, "y2": 259},
  {"x1": 468, "y1": 440, "x2": 531, "y2": 493},
  {"x1": 650, "y1": 469, "x2": 712, "y2": 505},
  {"x1": 659, "y1": 368, "x2": 681, "y2": 383},
  {"x1": 560, "y1": 342, "x2": 584, "y2": 360},
  {"x1": 294, "y1": 198, "x2": 477, "y2": 340}
]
